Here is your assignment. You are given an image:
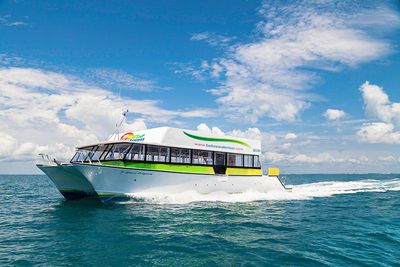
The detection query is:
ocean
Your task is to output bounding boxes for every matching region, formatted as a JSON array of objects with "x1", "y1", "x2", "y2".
[{"x1": 0, "y1": 174, "x2": 399, "y2": 266}]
